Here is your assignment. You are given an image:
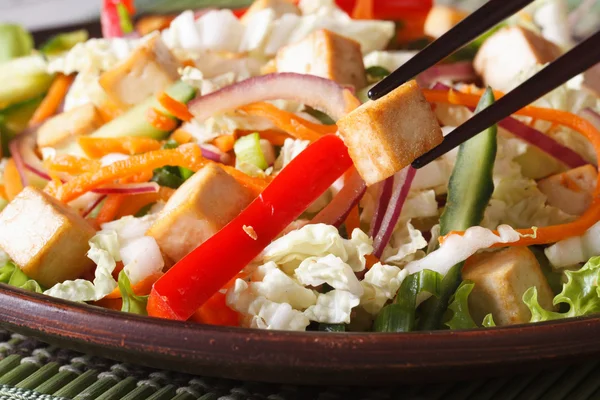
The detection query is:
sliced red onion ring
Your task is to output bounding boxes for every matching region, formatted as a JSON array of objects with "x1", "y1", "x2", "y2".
[
  {"x1": 582, "y1": 108, "x2": 600, "y2": 130},
  {"x1": 188, "y1": 73, "x2": 360, "y2": 122},
  {"x1": 432, "y1": 83, "x2": 588, "y2": 168},
  {"x1": 372, "y1": 167, "x2": 417, "y2": 258},
  {"x1": 311, "y1": 167, "x2": 366, "y2": 227},
  {"x1": 92, "y1": 182, "x2": 160, "y2": 195},
  {"x1": 369, "y1": 177, "x2": 393, "y2": 237},
  {"x1": 17, "y1": 135, "x2": 53, "y2": 181},
  {"x1": 199, "y1": 144, "x2": 228, "y2": 163},
  {"x1": 417, "y1": 62, "x2": 477, "y2": 88},
  {"x1": 82, "y1": 195, "x2": 106, "y2": 218}
]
